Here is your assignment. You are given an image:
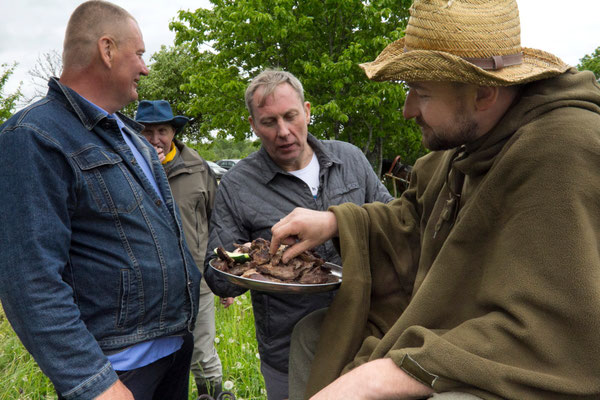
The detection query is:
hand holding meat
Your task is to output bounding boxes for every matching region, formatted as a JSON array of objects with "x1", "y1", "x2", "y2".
[
  {"x1": 213, "y1": 238, "x2": 337, "y2": 284},
  {"x1": 270, "y1": 208, "x2": 339, "y2": 263}
]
